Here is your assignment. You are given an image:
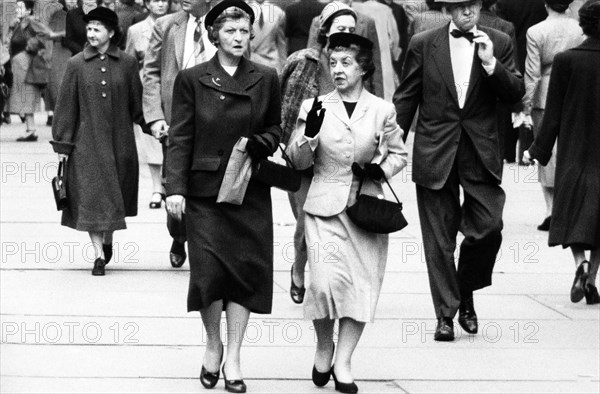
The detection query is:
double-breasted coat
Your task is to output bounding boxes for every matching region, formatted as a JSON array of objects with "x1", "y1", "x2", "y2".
[
  {"x1": 528, "y1": 38, "x2": 600, "y2": 250},
  {"x1": 51, "y1": 45, "x2": 147, "y2": 232}
]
